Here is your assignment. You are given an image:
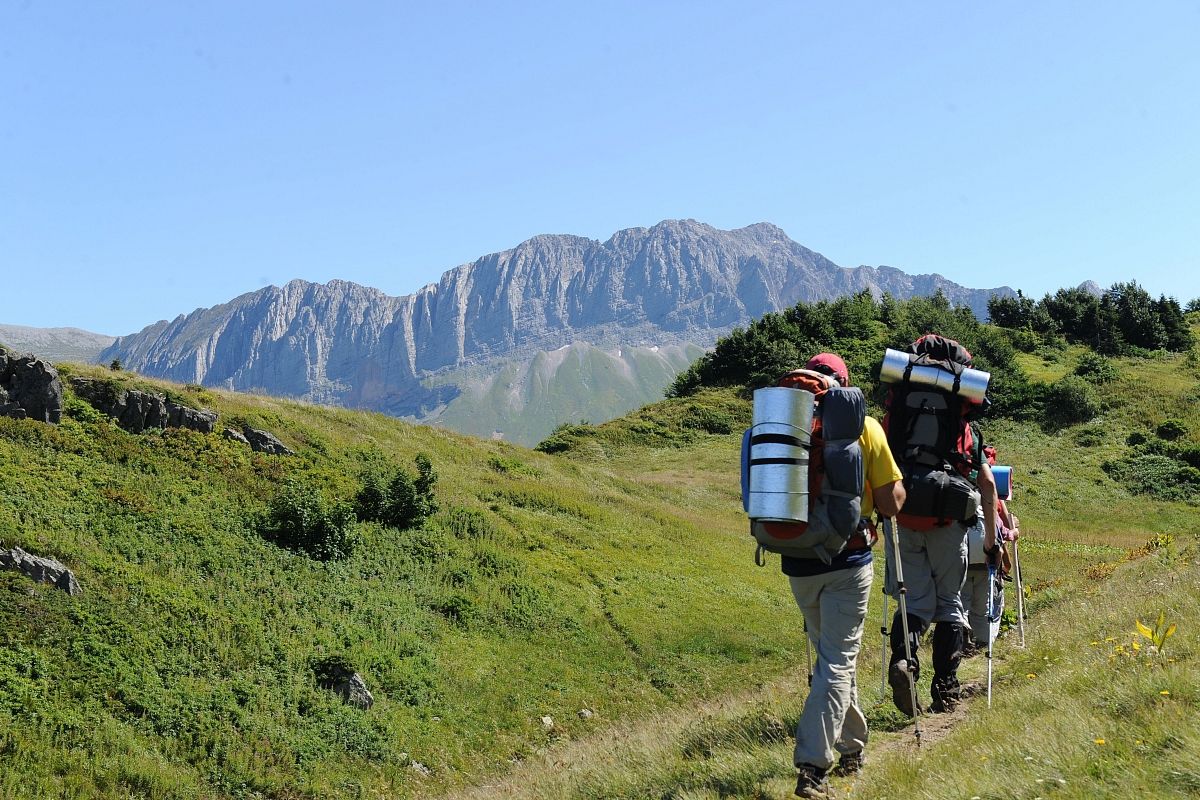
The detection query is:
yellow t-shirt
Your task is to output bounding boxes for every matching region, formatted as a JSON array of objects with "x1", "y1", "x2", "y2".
[{"x1": 859, "y1": 416, "x2": 903, "y2": 520}]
